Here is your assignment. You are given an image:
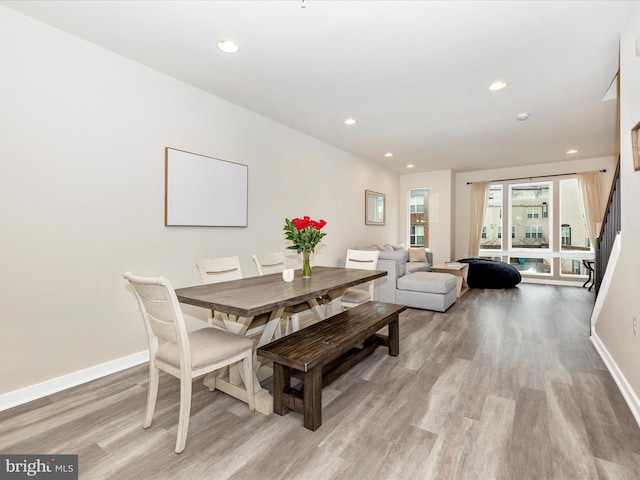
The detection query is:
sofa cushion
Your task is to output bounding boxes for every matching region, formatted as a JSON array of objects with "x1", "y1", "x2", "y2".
[
  {"x1": 378, "y1": 249, "x2": 409, "y2": 262},
  {"x1": 397, "y1": 272, "x2": 457, "y2": 294},
  {"x1": 409, "y1": 247, "x2": 428, "y2": 262},
  {"x1": 406, "y1": 262, "x2": 431, "y2": 274}
]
